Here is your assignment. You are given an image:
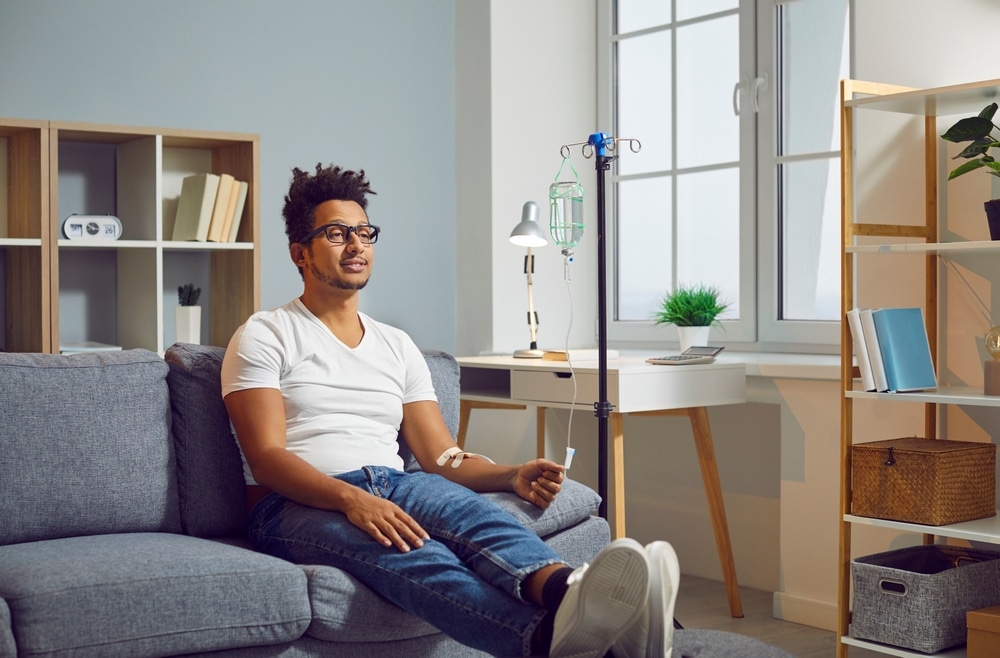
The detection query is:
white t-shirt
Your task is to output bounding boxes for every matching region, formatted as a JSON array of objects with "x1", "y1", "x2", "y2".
[{"x1": 220, "y1": 298, "x2": 437, "y2": 484}]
